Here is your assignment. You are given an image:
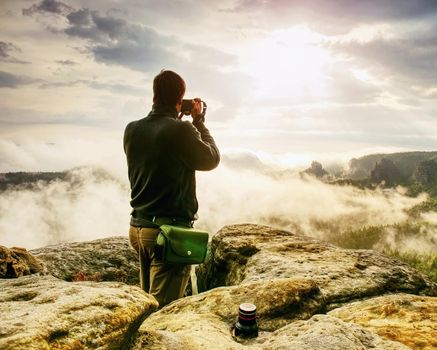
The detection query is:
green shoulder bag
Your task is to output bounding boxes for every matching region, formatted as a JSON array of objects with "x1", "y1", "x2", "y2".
[{"x1": 155, "y1": 224, "x2": 209, "y2": 264}]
